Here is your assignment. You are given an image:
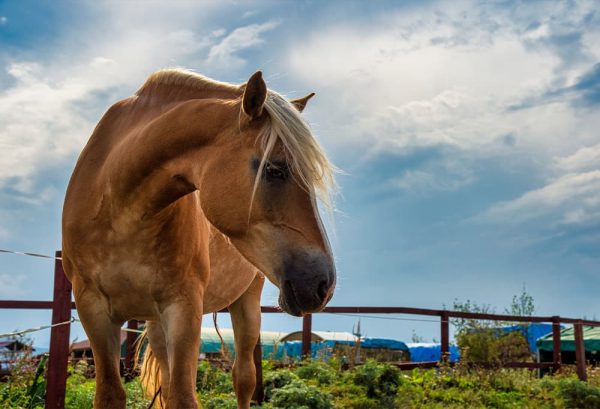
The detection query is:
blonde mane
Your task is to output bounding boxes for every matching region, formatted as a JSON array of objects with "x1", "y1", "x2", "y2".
[
  {"x1": 138, "y1": 68, "x2": 336, "y2": 208},
  {"x1": 136, "y1": 68, "x2": 240, "y2": 95},
  {"x1": 255, "y1": 91, "x2": 336, "y2": 209}
]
